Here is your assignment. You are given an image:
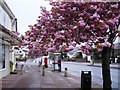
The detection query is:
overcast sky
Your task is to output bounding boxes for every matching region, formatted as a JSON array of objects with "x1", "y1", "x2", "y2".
[{"x1": 5, "y1": 0, "x2": 51, "y2": 35}]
